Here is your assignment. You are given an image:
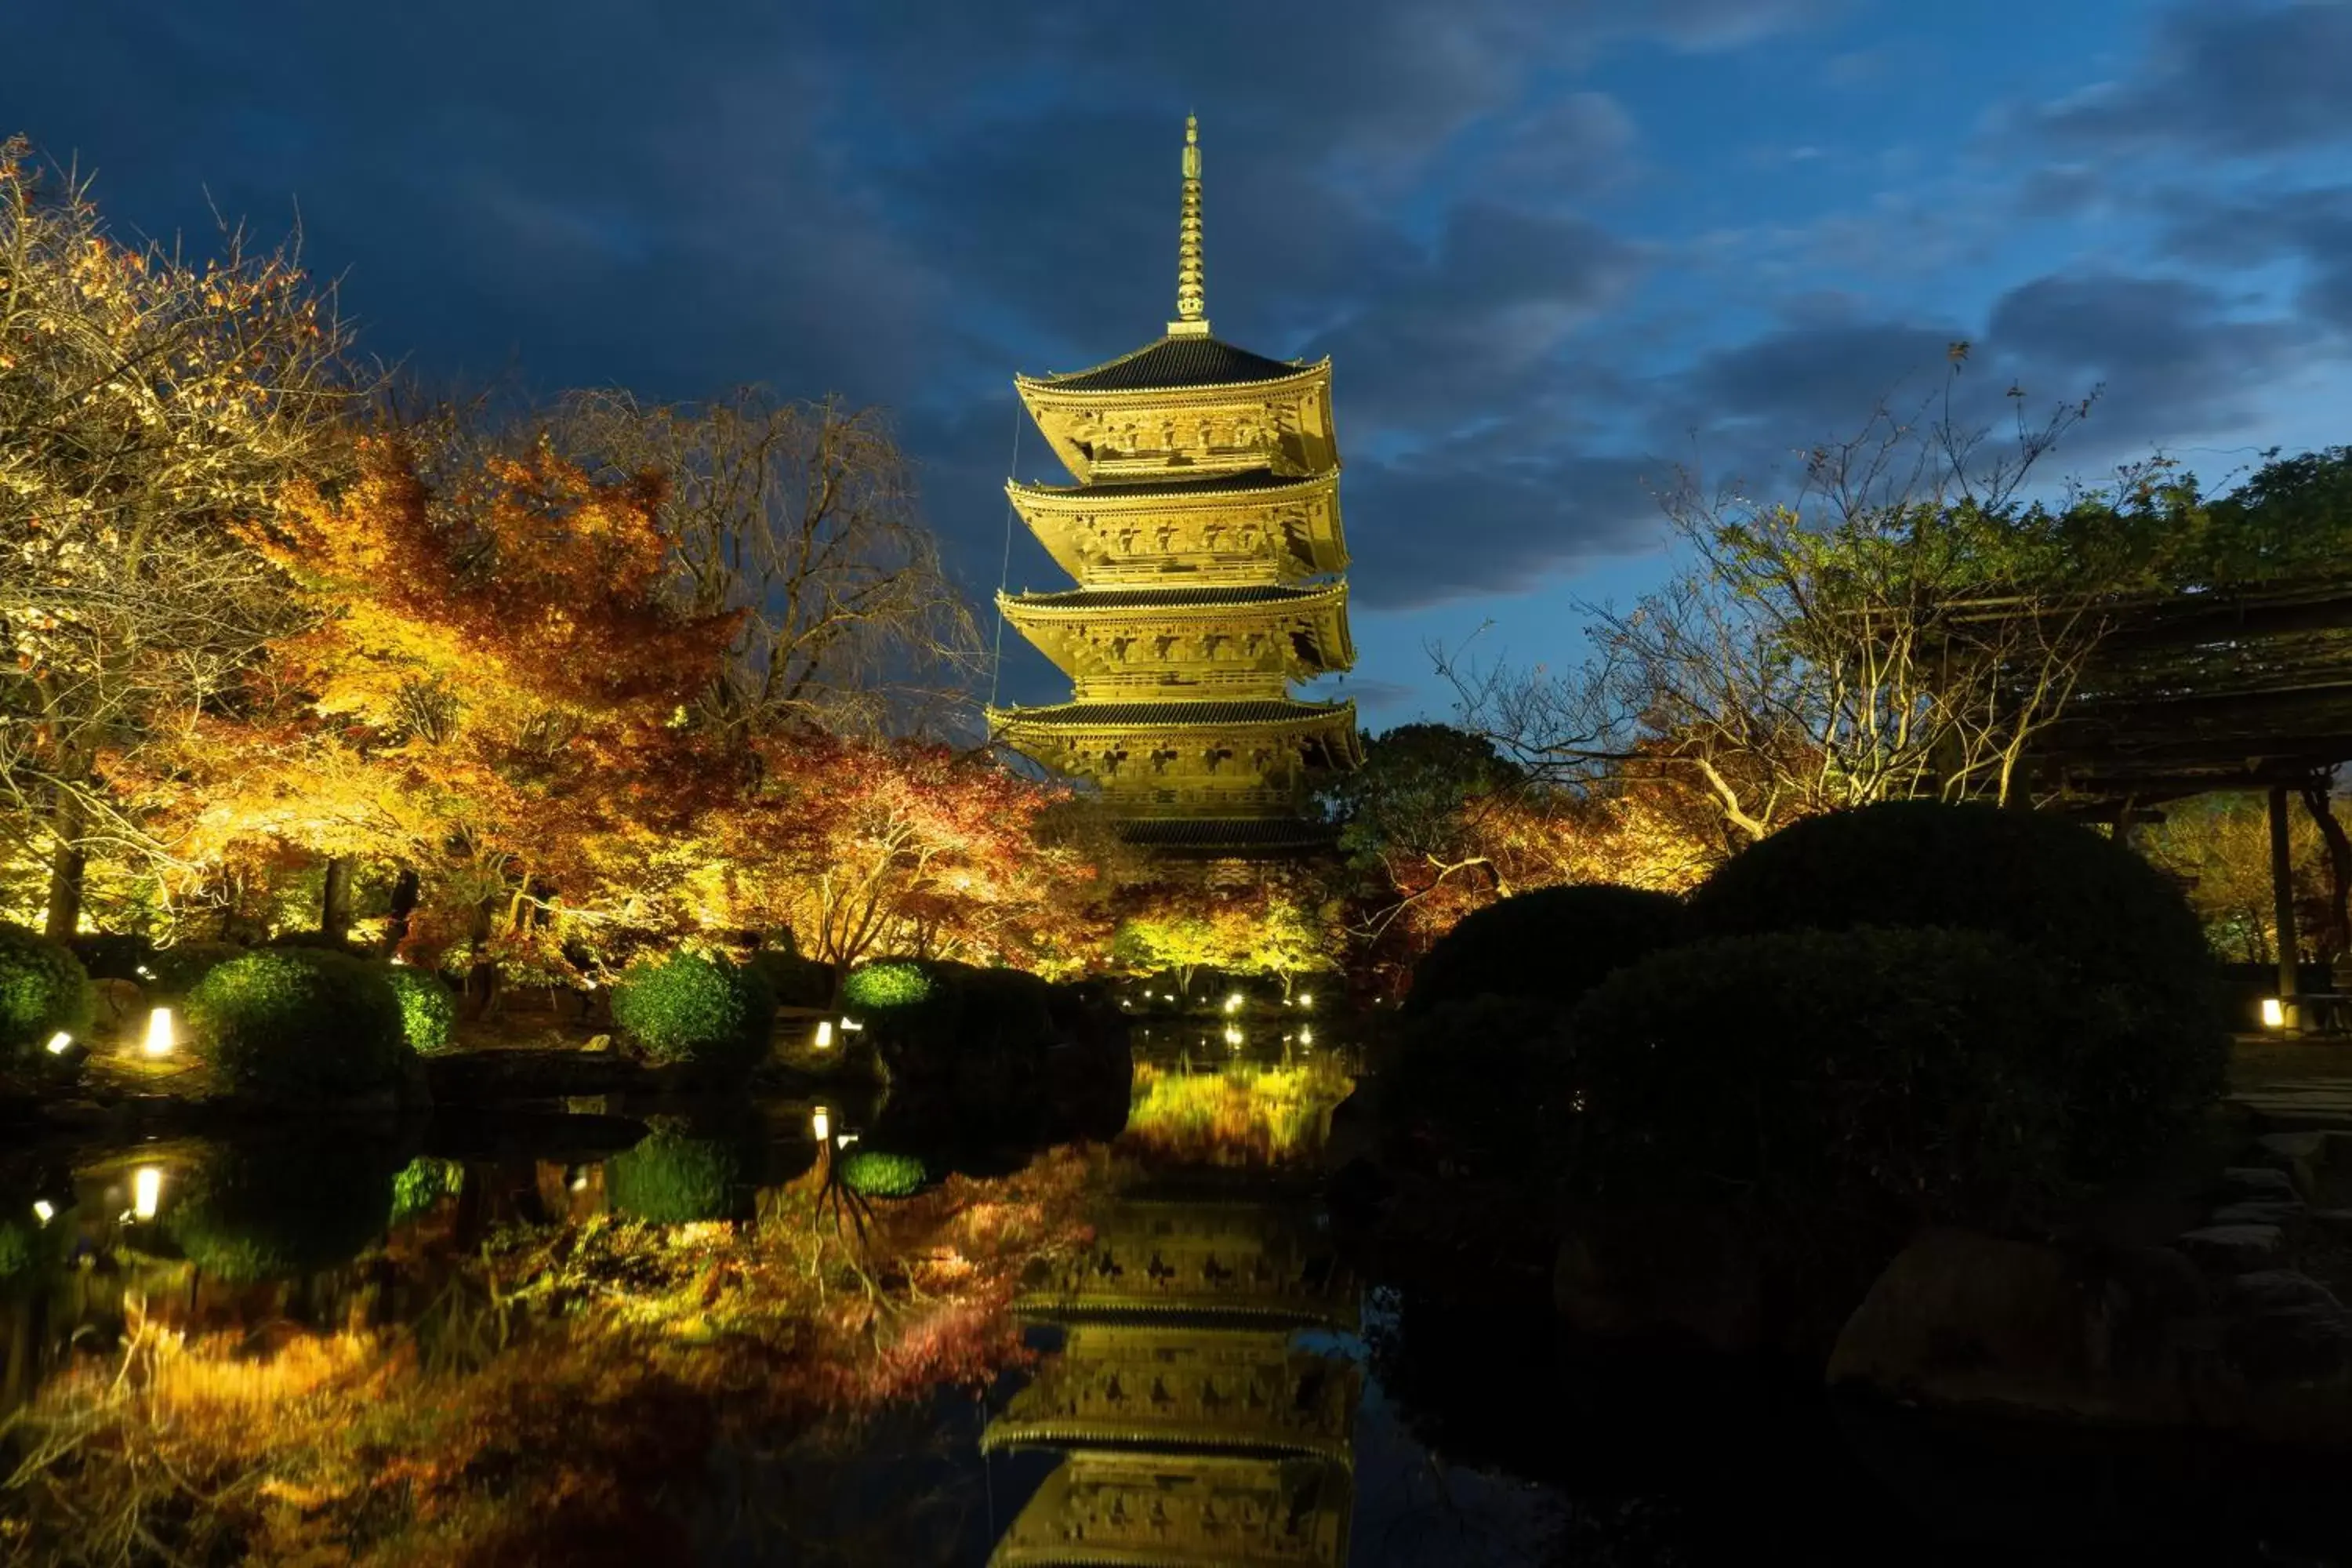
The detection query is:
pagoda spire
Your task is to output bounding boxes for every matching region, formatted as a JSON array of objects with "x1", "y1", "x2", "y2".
[{"x1": 1169, "y1": 114, "x2": 1209, "y2": 338}]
